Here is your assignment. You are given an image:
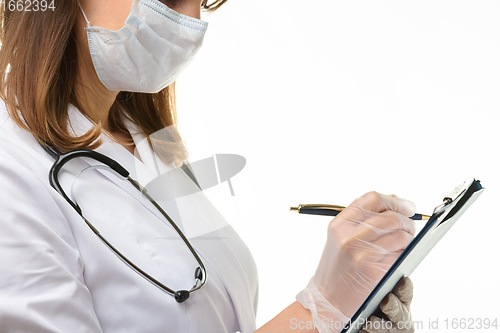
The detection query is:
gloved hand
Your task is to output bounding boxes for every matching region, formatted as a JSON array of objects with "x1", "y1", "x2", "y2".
[
  {"x1": 296, "y1": 192, "x2": 417, "y2": 333},
  {"x1": 361, "y1": 277, "x2": 414, "y2": 333}
]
